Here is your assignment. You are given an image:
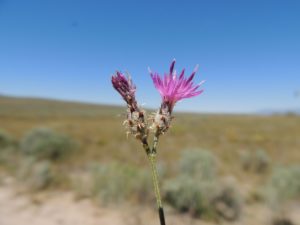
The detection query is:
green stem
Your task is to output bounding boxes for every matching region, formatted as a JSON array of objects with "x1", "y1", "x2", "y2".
[
  {"x1": 148, "y1": 153, "x2": 162, "y2": 208},
  {"x1": 153, "y1": 134, "x2": 159, "y2": 154},
  {"x1": 142, "y1": 137, "x2": 166, "y2": 224}
]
